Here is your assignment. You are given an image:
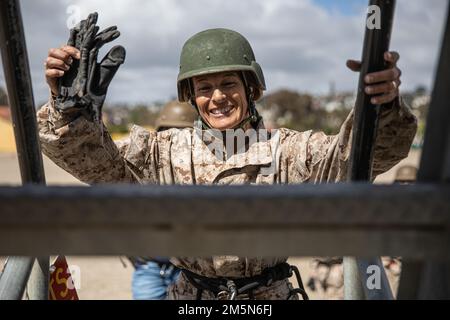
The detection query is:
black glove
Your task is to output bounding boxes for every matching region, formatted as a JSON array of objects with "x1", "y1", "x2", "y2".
[{"x1": 55, "y1": 12, "x2": 126, "y2": 124}]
